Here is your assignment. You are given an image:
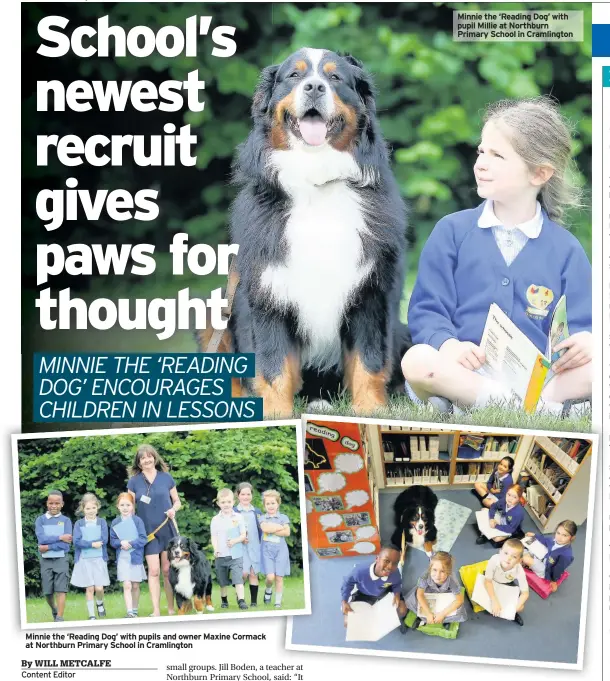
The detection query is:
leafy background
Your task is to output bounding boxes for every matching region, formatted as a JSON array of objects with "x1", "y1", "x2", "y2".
[
  {"x1": 21, "y1": 2, "x2": 592, "y2": 428},
  {"x1": 18, "y1": 425, "x2": 302, "y2": 595}
]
